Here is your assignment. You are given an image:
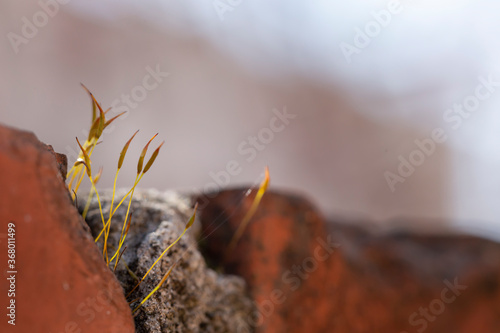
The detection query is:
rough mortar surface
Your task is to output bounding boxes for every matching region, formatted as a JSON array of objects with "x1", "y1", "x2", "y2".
[{"x1": 84, "y1": 189, "x2": 254, "y2": 333}]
